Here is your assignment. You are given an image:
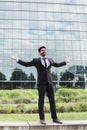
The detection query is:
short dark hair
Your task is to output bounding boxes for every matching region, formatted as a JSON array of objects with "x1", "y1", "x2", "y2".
[{"x1": 38, "y1": 46, "x2": 46, "y2": 52}]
